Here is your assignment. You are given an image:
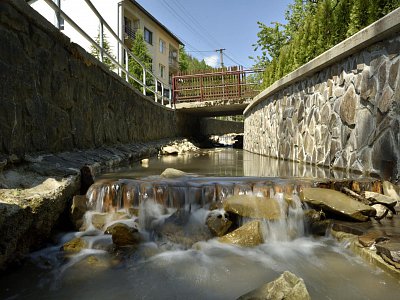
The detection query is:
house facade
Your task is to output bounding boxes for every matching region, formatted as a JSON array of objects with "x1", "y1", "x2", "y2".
[{"x1": 29, "y1": 0, "x2": 183, "y2": 87}]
